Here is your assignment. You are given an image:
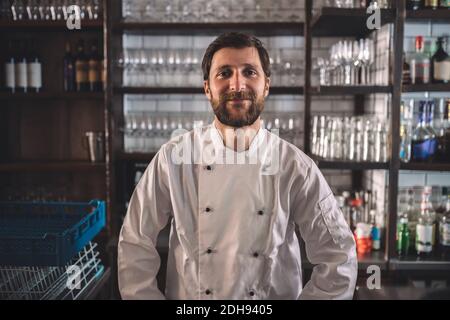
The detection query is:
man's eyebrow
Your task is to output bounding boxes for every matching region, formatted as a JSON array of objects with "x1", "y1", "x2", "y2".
[{"x1": 214, "y1": 63, "x2": 260, "y2": 72}]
